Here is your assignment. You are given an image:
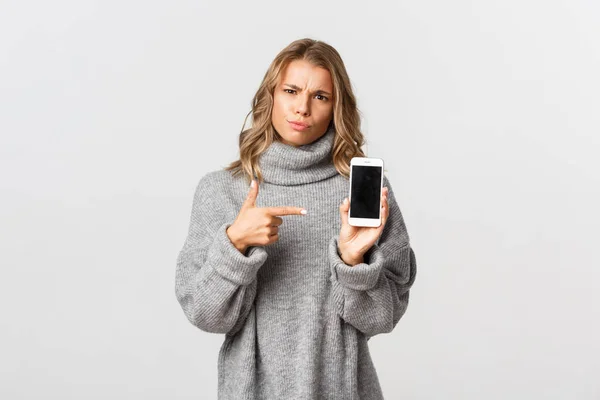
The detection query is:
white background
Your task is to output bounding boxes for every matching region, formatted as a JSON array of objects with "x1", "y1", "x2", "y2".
[{"x1": 1, "y1": 0, "x2": 599, "y2": 399}]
